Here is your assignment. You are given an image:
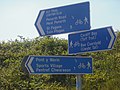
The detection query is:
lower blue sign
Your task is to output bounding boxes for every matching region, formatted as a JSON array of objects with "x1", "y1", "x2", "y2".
[{"x1": 25, "y1": 56, "x2": 92, "y2": 74}]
